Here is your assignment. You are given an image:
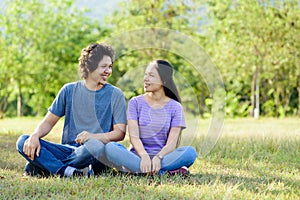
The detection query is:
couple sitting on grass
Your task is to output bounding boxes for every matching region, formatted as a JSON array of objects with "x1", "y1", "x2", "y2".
[{"x1": 16, "y1": 43, "x2": 197, "y2": 178}]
